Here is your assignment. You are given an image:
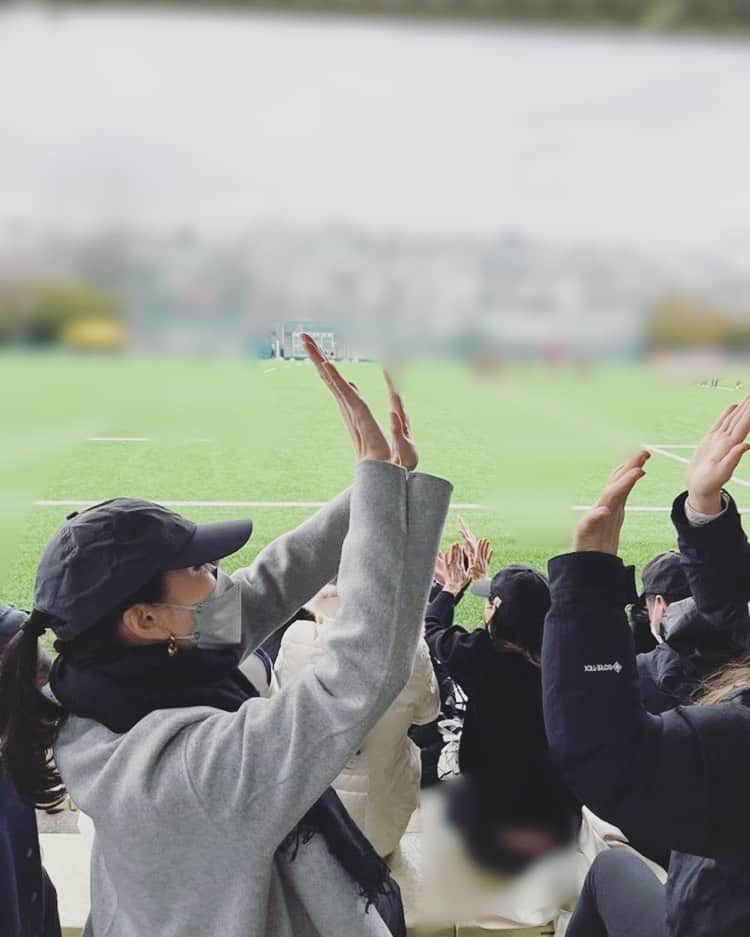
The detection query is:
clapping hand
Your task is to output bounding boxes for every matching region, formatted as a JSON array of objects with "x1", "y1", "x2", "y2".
[
  {"x1": 573, "y1": 451, "x2": 650, "y2": 556},
  {"x1": 439, "y1": 543, "x2": 471, "y2": 596},
  {"x1": 303, "y1": 335, "x2": 417, "y2": 469},
  {"x1": 687, "y1": 397, "x2": 750, "y2": 515},
  {"x1": 457, "y1": 516, "x2": 493, "y2": 580}
]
